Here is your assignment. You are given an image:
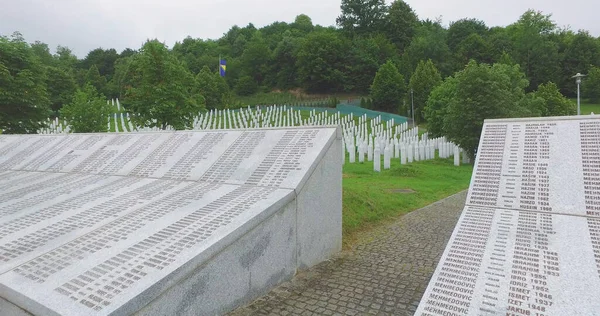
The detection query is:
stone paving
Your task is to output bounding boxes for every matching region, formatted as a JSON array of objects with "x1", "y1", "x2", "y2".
[{"x1": 229, "y1": 191, "x2": 467, "y2": 316}]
